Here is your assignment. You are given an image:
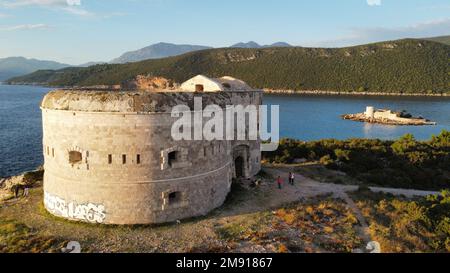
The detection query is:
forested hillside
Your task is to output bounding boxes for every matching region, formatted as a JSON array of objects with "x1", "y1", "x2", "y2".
[{"x1": 7, "y1": 39, "x2": 450, "y2": 94}]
